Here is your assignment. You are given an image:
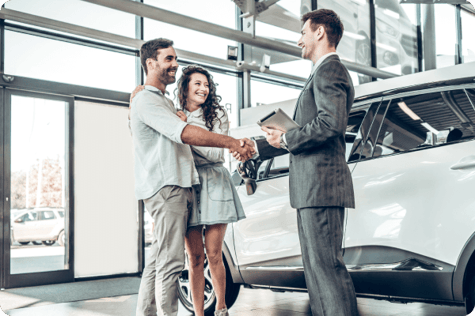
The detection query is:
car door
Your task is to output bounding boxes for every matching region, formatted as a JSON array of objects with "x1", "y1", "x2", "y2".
[
  {"x1": 14, "y1": 211, "x2": 38, "y2": 240},
  {"x1": 345, "y1": 86, "x2": 475, "y2": 300},
  {"x1": 36, "y1": 210, "x2": 58, "y2": 239},
  {"x1": 233, "y1": 154, "x2": 301, "y2": 270}
]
